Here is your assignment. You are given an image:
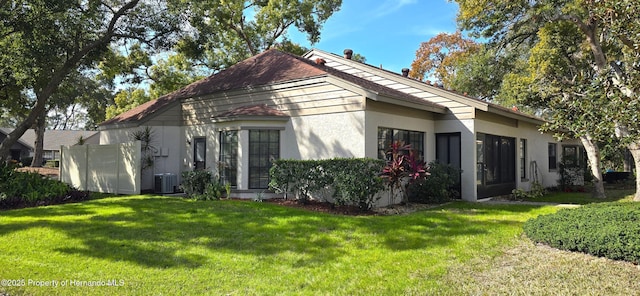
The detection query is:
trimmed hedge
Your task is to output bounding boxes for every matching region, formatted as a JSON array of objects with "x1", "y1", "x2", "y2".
[
  {"x1": 269, "y1": 158, "x2": 385, "y2": 210},
  {"x1": 524, "y1": 202, "x2": 640, "y2": 264}
]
